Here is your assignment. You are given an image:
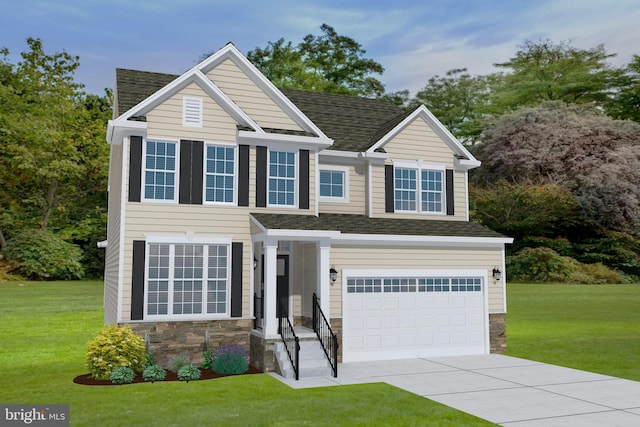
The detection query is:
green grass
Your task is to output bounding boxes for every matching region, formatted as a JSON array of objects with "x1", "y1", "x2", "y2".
[
  {"x1": 506, "y1": 282, "x2": 640, "y2": 381},
  {"x1": 0, "y1": 281, "x2": 493, "y2": 426}
]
